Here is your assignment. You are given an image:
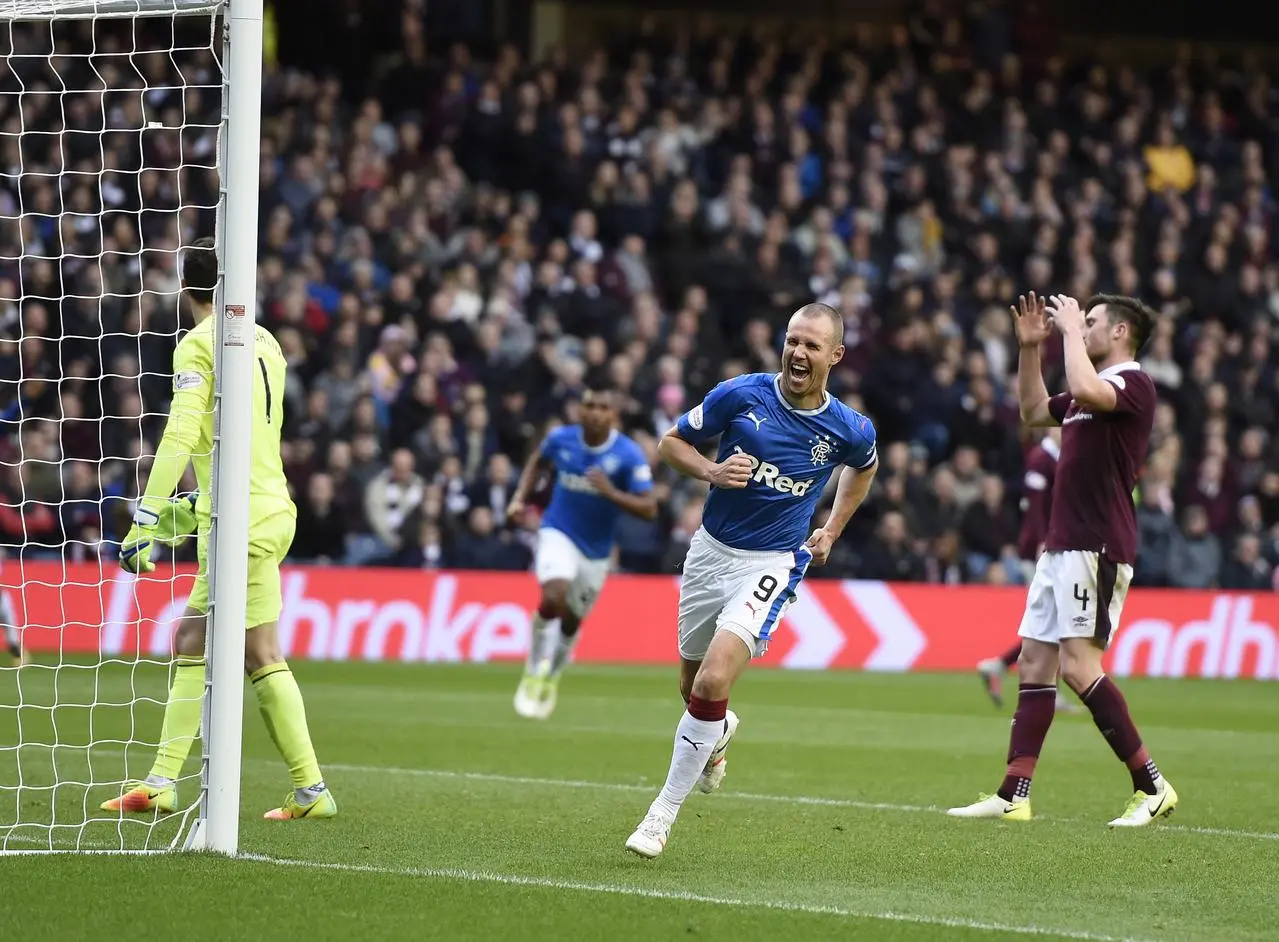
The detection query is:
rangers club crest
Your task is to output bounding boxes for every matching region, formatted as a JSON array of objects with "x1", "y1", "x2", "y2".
[{"x1": 809, "y1": 434, "x2": 833, "y2": 466}]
